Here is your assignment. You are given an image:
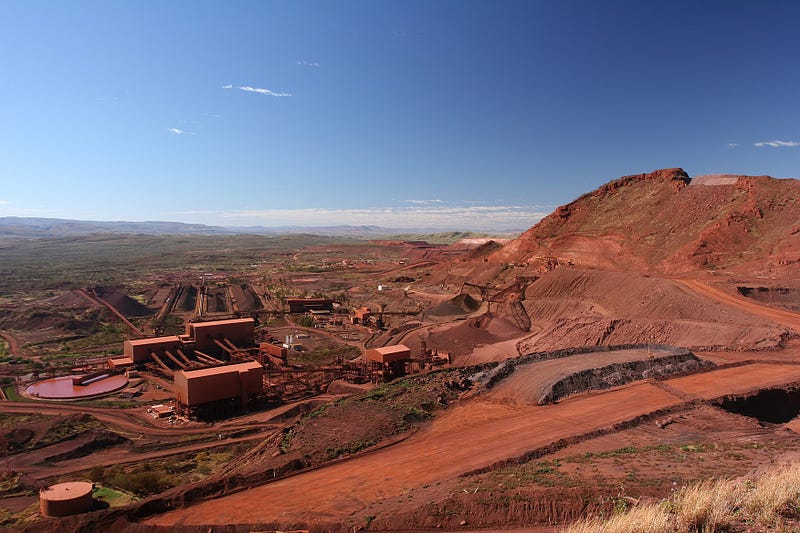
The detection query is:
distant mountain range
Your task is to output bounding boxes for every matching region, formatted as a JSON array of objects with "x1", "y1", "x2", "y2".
[{"x1": 0, "y1": 217, "x2": 521, "y2": 239}]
